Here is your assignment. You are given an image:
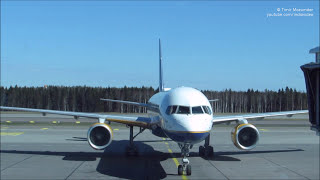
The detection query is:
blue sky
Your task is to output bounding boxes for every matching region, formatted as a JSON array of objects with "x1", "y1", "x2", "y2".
[{"x1": 1, "y1": 1, "x2": 319, "y2": 91}]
